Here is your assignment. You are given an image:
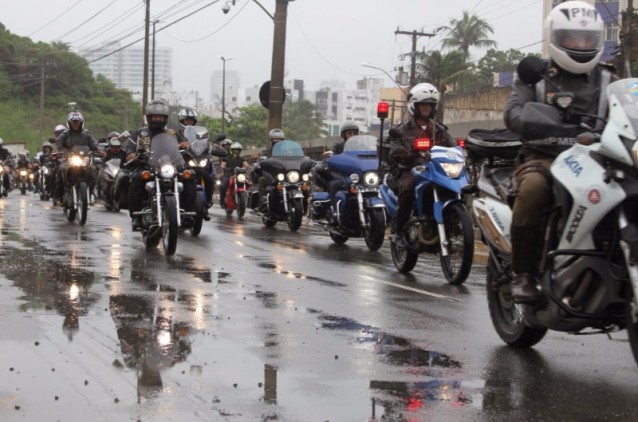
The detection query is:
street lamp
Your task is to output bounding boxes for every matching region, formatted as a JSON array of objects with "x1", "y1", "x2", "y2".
[
  {"x1": 360, "y1": 63, "x2": 408, "y2": 94},
  {"x1": 220, "y1": 56, "x2": 233, "y2": 134}
]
